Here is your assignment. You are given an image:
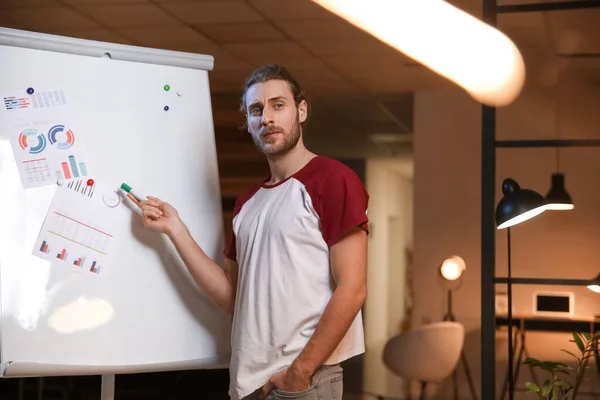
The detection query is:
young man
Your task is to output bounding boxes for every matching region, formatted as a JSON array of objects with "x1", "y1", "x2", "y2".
[{"x1": 130, "y1": 65, "x2": 369, "y2": 400}]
